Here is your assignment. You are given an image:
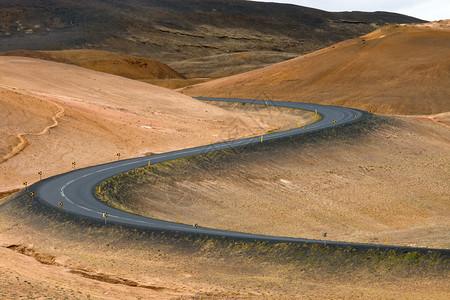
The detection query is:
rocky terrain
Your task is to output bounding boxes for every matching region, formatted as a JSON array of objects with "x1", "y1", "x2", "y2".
[{"x1": 0, "y1": 0, "x2": 423, "y2": 77}]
